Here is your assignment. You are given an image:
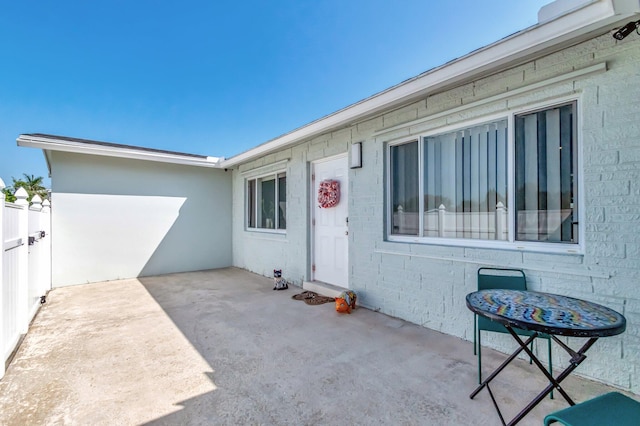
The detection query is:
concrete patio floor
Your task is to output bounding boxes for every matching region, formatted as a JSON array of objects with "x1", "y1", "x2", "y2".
[{"x1": 0, "y1": 268, "x2": 619, "y2": 425}]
